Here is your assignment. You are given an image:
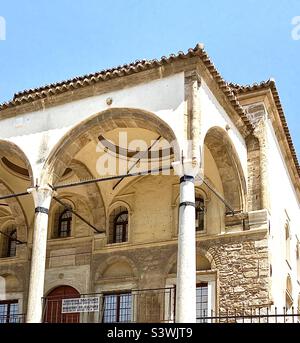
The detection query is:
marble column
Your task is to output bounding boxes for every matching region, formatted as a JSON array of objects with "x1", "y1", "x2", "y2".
[{"x1": 26, "y1": 186, "x2": 53, "y2": 323}]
